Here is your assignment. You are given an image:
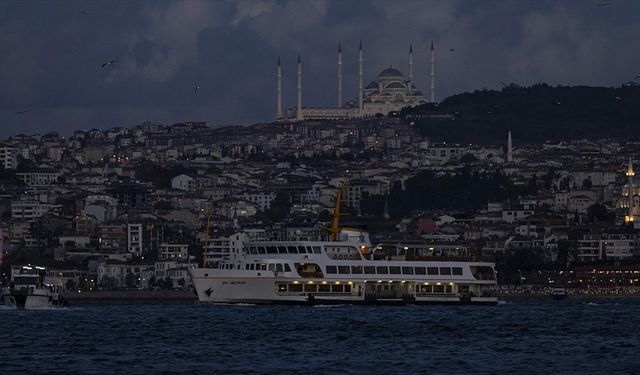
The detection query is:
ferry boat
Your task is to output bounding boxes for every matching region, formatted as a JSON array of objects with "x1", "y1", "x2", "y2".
[
  {"x1": 191, "y1": 190, "x2": 498, "y2": 305},
  {"x1": 1, "y1": 265, "x2": 65, "y2": 309}
]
